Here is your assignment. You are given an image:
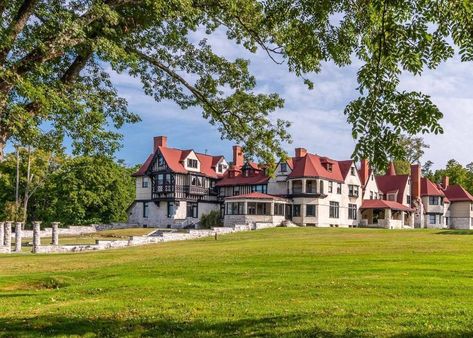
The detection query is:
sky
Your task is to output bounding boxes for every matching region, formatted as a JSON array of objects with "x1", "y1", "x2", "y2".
[{"x1": 113, "y1": 29, "x2": 473, "y2": 170}]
